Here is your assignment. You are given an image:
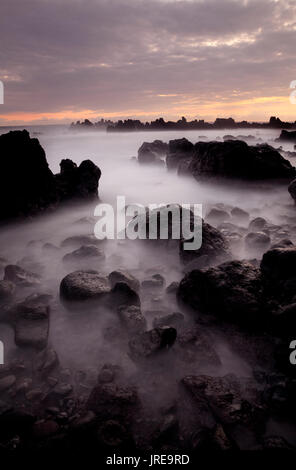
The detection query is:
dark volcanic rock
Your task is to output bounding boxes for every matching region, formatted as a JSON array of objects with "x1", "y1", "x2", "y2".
[
  {"x1": 13, "y1": 293, "x2": 51, "y2": 349},
  {"x1": 138, "y1": 140, "x2": 168, "y2": 164},
  {"x1": 129, "y1": 326, "x2": 177, "y2": 360},
  {"x1": 260, "y1": 246, "x2": 296, "y2": 302},
  {"x1": 288, "y1": 178, "x2": 296, "y2": 204},
  {"x1": 244, "y1": 232, "x2": 271, "y2": 250},
  {"x1": 248, "y1": 217, "x2": 267, "y2": 231},
  {"x1": 0, "y1": 409, "x2": 36, "y2": 441},
  {"x1": 4, "y1": 264, "x2": 41, "y2": 287},
  {"x1": 63, "y1": 244, "x2": 105, "y2": 264},
  {"x1": 11, "y1": 293, "x2": 51, "y2": 320},
  {"x1": 166, "y1": 281, "x2": 179, "y2": 294},
  {"x1": 206, "y1": 208, "x2": 230, "y2": 226},
  {"x1": 231, "y1": 207, "x2": 249, "y2": 224},
  {"x1": 178, "y1": 260, "x2": 264, "y2": 327},
  {"x1": 87, "y1": 382, "x2": 139, "y2": 422},
  {"x1": 260, "y1": 246, "x2": 296, "y2": 281},
  {"x1": 141, "y1": 274, "x2": 165, "y2": 289},
  {"x1": 186, "y1": 140, "x2": 295, "y2": 180},
  {"x1": 166, "y1": 138, "x2": 194, "y2": 170},
  {"x1": 153, "y1": 312, "x2": 184, "y2": 329},
  {"x1": 177, "y1": 327, "x2": 220, "y2": 366},
  {"x1": 0, "y1": 130, "x2": 58, "y2": 220},
  {"x1": 61, "y1": 234, "x2": 102, "y2": 248},
  {"x1": 272, "y1": 303, "x2": 296, "y2": 337},
  {"x1": 0, "y1": 375, "x2": 16, "y2": 392},
  {"x1": 110, "y1": 282, "x2": 140, "y2": 308},
  {"x1": 15, "y1": 317, "x2": 49, "y2": 349},
  {"x1": 117, "y1": 305, "x2": 146, "y2": 333},
  {"x1": 34, "y1": 348, "x2": 59, "y2": 376},
  {"x1": 181, "y1": 374, "x2": 265, "y2": 440},
  {"x1": 127, "y1": 205, "x2": 229, "y2": 269},
  {"x1": 0, "y1": 130, "x2": 101, "y2": 222},
  {"x1": 0, "y1": 280, "x2": 15, "y2": 302},
  {"x1": 108, "y1": 270, "x2": 140, "y2": 293},
  {"x1": 180, "y1": 218, "x2": 230, "y2": 267},
  {"x1": 60, "y1": 270, "x2": 111, "y2": 302},
  {"x1": 276, "y1": 130, "x2": 296, "y2": 142},
  {"x1": 55, "y1": 158, "x2": 101, "y2": 200}
]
